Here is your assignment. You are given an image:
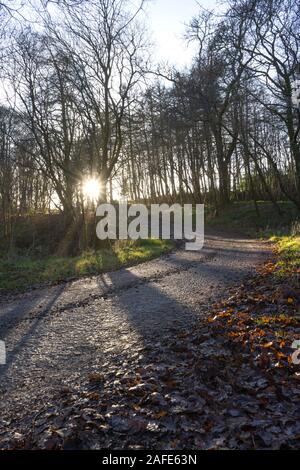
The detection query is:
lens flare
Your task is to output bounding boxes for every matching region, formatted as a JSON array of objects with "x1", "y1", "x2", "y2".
[{"x1": 82, "y1": 177, "x2": 101, "y2": 202}]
